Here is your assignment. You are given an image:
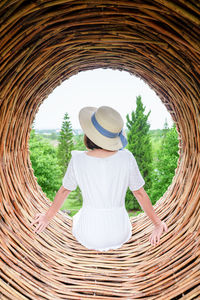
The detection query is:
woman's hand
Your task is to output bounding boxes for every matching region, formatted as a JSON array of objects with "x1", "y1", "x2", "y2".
[
  {"x1": 149, "y1": 221, "x2": 168, "y2": 246},
  {"x1": 30, "y1": 213, "x2": 50, "y2": 234}
]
